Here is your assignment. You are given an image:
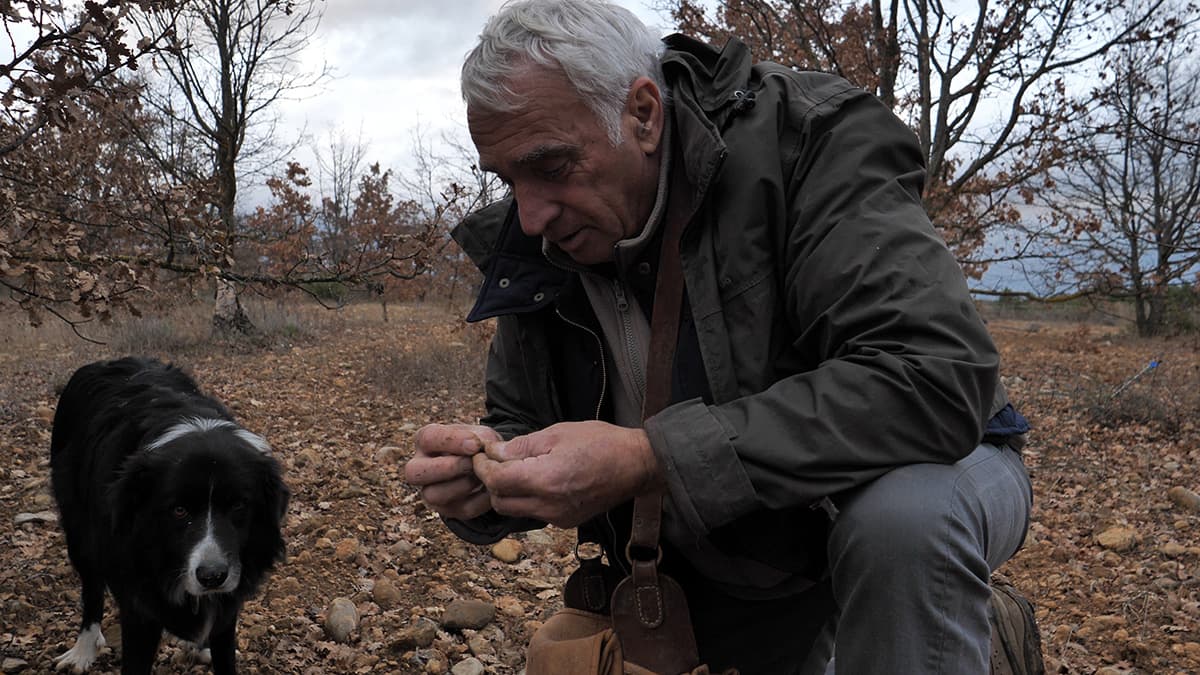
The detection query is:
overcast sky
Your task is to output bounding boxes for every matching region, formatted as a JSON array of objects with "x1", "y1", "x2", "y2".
[{"x1": 277, "y1": 1, "x2": 679, "y2": 187}]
